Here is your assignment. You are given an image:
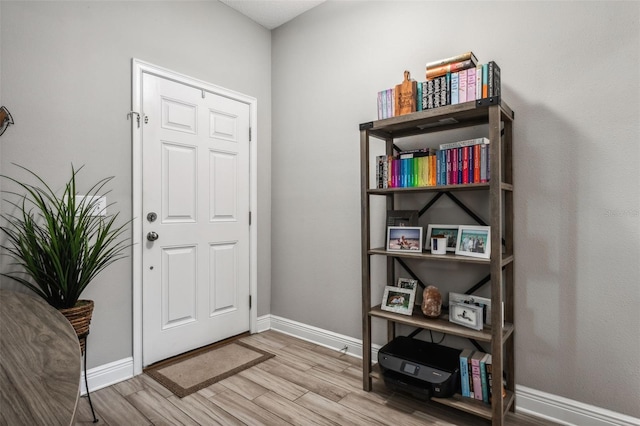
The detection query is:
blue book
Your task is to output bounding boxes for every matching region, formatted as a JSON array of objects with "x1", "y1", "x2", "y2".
[
  {"x1": 459, "y1": 349, "x2": 474, "y2": 397},
  {"x1": 457, "y1": 147, "x2": 463, "y2": 184},
  {"x1": 451, "y1": 72, "x2": 459, "y2": 105}
]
